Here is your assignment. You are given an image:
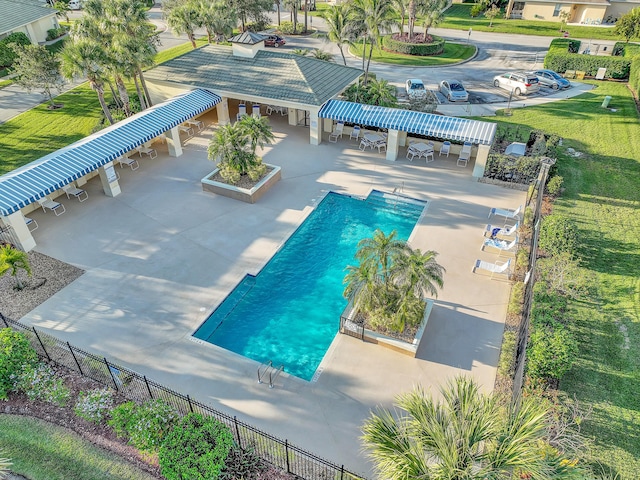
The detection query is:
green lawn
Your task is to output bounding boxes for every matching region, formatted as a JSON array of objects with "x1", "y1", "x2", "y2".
[
  {"x1": 440, "y1": 4, "x2": 621, "y2": 40},
  {"x1": 0, "y1": 79, "x2": 13, "y2": 89},
  {"x1": 0, "y1": 38, "x2": 209, "y2": 175},
  {"x1": 350, "y1": 40, "x2": 476, "y2": 66},
  {"x1": 492, "y1": 81, "x2": 640, "y2": 479},
  {"x1": 0, "y1": 415, "x2": 157, "y2": 480}
]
